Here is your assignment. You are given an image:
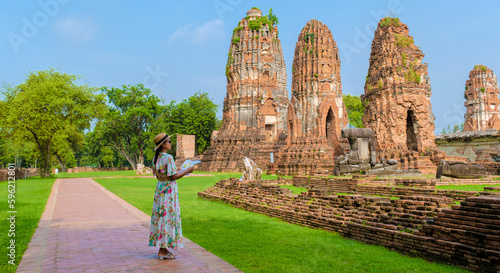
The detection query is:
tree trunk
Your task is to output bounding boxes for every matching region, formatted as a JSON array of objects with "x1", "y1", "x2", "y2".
[
  {"x1": 55, "y1": 152, "x2": 66, "y2": 172},
  {"x1": 42, "y1": 141, "x2": 52, "y2": 178},
  {"x1": 138, "y1": 150, "x2": 144, "y2": 166},
  {"x1": 111, "y1": 145, "x2": 137, "y2": 170}
]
